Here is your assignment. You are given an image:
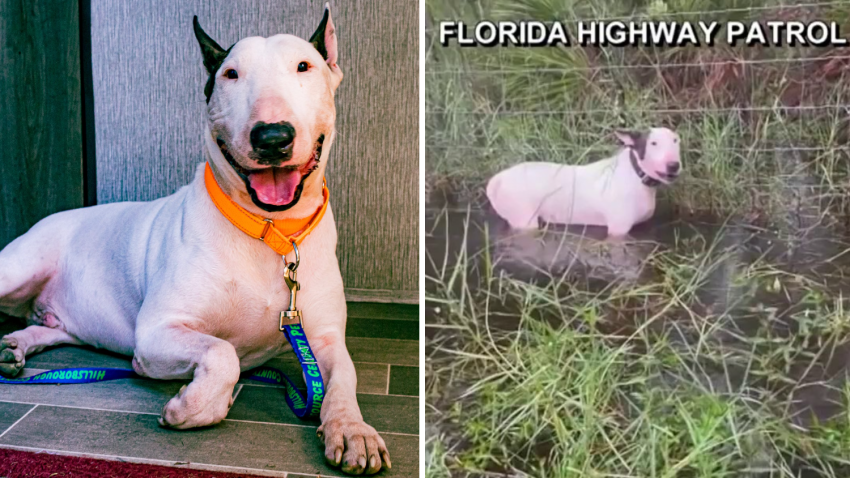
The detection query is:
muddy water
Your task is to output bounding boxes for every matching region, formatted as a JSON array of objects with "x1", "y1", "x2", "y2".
[{"x1": 425, "y1": 182, "x2": 850, "y2": 430}]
